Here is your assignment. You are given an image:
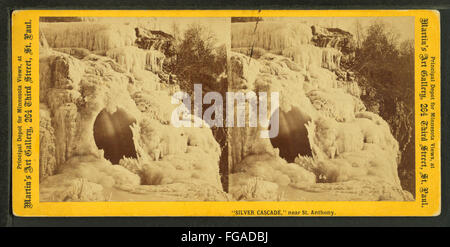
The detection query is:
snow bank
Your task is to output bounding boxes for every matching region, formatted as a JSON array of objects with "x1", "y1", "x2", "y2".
[
  {"x1": 40, "y1": 156, "x2": 141, "y2": 202},
  {"x1": 233, "y1": 154, "x2": 316, "y2": 187},
  {"x1": 229, "y1": 174, "x2": 281, "y2": 201}
]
